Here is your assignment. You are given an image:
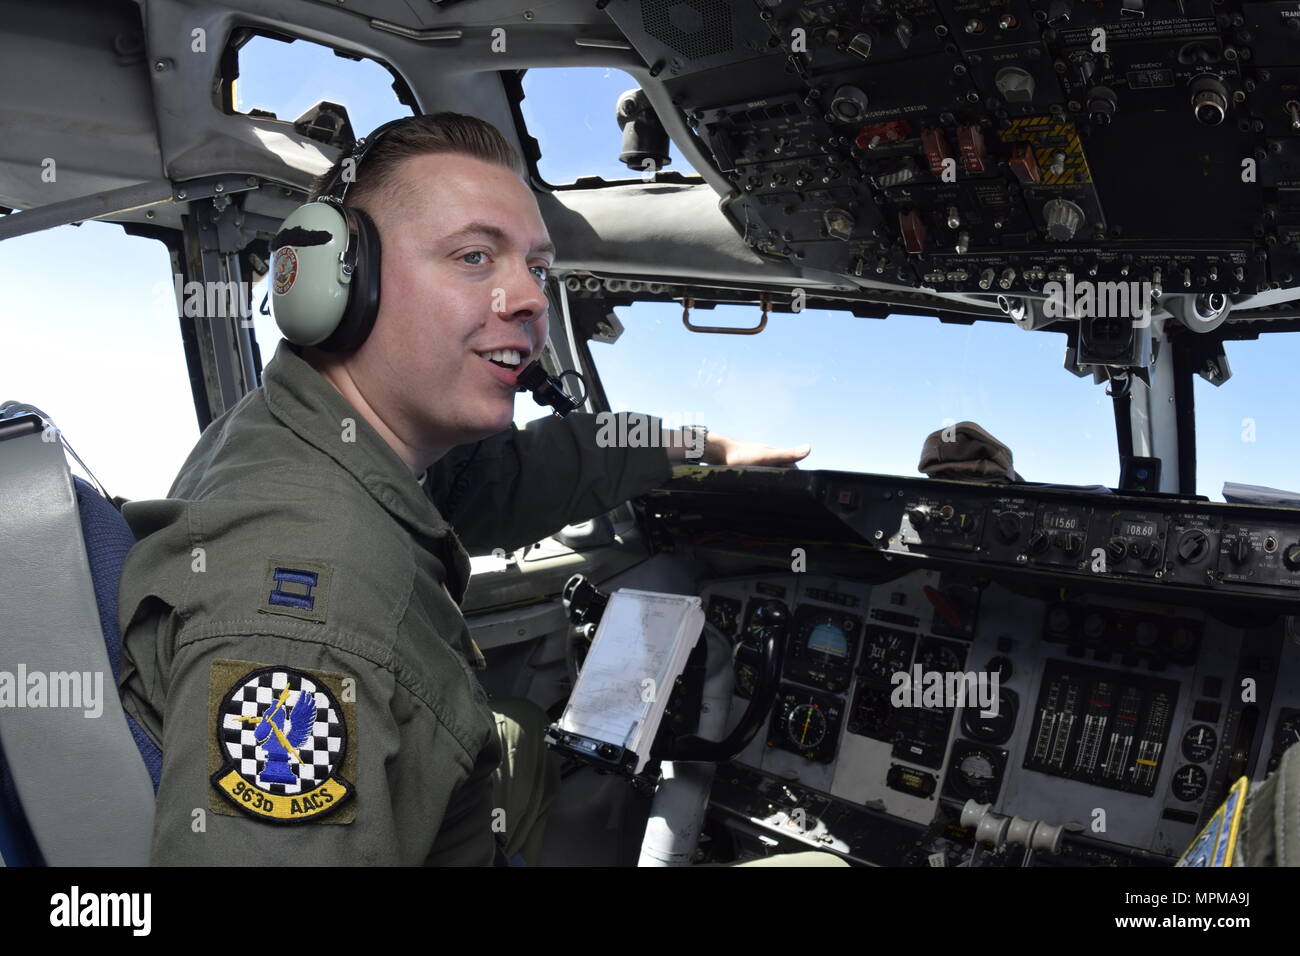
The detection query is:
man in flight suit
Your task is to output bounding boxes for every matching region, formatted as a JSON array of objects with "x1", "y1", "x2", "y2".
[{"x1": 116, "y1": 112, "x2": 810, "y2": 865}]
